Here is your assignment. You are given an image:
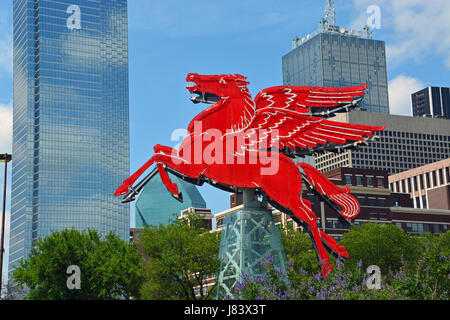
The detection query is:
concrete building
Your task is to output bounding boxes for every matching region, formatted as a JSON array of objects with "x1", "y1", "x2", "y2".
[
  {"x1": 389, "y1": 158, "x2": 450, "y2": 210},
  {"x1": 314, "y1": 111, "x2": 450, "y2": 174},
  {"x1": 412, "y1": 87, "x2": 450, "y2": 120}
]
